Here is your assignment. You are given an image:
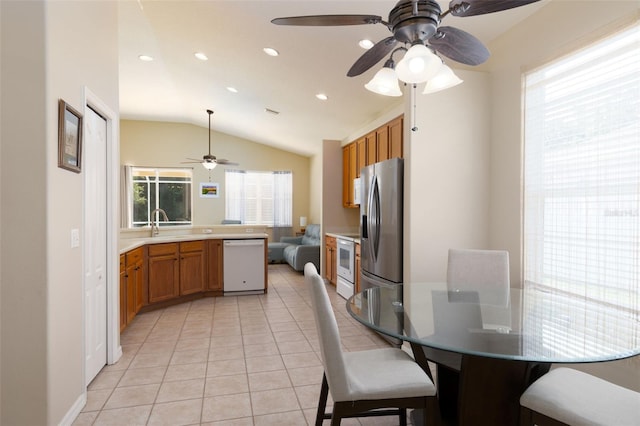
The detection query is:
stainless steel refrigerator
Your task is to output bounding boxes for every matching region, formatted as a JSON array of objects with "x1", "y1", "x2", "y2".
[{"x1": 360, "y1": 157, "x2": 403, "y2": 290}]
